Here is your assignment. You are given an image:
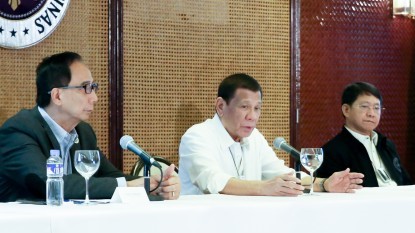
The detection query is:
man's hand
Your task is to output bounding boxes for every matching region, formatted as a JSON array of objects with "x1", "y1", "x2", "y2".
[
  {"x1": 260, "y1": 172, "x2": 304, "y2": 196},
  {"x1": 151, "y1": 164, "x2": 181, "y2": 200},
  {"x1": 126, "y1": 177, "x2": 145, "y2": 187},
  {"x1": 325, "y1": 168, "x2": 364, "y2": 193}
]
